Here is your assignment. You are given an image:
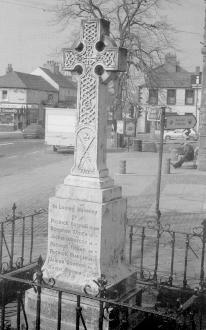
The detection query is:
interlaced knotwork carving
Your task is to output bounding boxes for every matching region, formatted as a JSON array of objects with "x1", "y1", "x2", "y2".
[
  {"x1": 97, "y1": 51, "x2": 116, "y2": 67},
  {"x1": 83, "y1": 22, "x2": 97, "y2": 44},
  {"x1": 64, "y1": 51, "x2": 76, "y2": 68},
  {"x1": 80, "y1": 69, "x2": 96, "y2": 125}
]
